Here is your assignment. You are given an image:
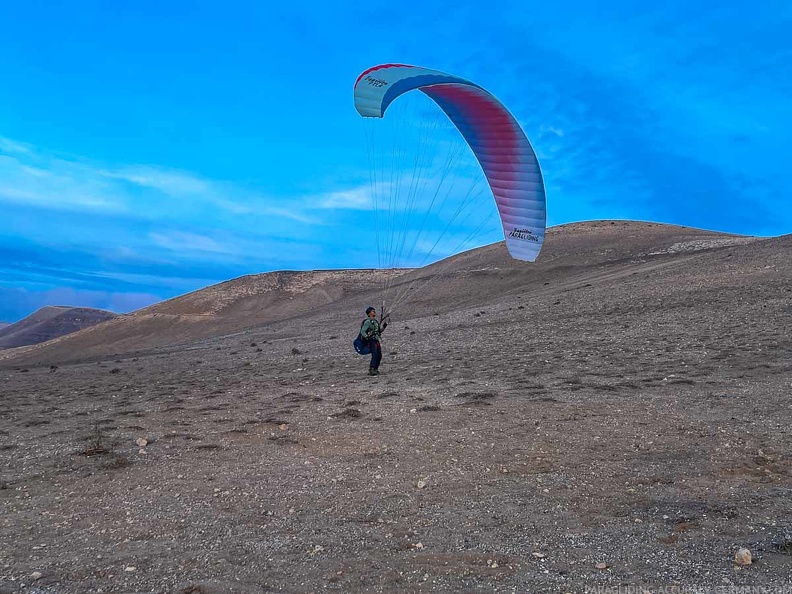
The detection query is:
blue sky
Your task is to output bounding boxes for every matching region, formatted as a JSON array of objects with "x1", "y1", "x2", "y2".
[{"x1": 1, "y1": 1, "x2": 790, "y2": 322}]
